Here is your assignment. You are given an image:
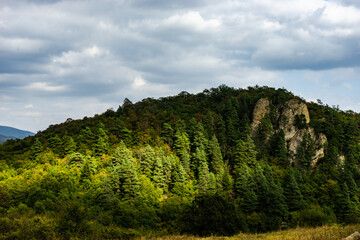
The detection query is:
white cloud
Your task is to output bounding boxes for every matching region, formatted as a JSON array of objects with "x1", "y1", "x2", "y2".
[
  {"x1": 163, "y1": 11, "x2": 221, "y2": 32},
  {"x1": 1, "y1": 0, "x2": 360, "y2": 131},
  {"x1": 24, "y1": 104, "x2": 35, "y2": 109},
  {"x1": 25, "y1": 82, "x2": 66, "y2": 92}
]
